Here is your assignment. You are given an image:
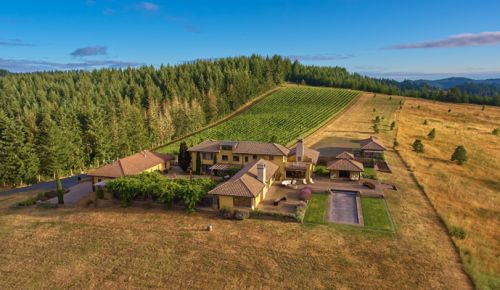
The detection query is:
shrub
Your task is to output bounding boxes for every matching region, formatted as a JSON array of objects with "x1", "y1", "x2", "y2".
[
  {"x1": 427, "y1": 128, "x2": 436, "y2": 140},
  {"x1": 451, "y1": 145, "x2": 467, "y2": 165},
  {"x1": 393, "y1": 140, "x2": 399, "y2": 147},
  {"x1": 372, "y1": 123, "x2": 380, "y2": 134},
  {"x1": 390, "y1": 121, "x2": 396, "y2": 130},
  {"x1": 295, "y1": 202, "x2": 308, "y2": 223},
  {"x1": 449, "y1": 226, "x2": 467, "y2": 239},
  {"x1": 219, "y1": 207, "x2": 233, "y2": 219},
  {"x1": 96, "y1": 186, "x2": 105, "y2": 199},
  {"x1": 234, "y1": 209, "x2": 250, "y2": 220},
  {"x1": 412, "y1": 139, "x2": 424, "y2": 153},
  {"x1": 492, "y1": 128, "x2": 499, "y2": 136},
  {"x1": 314, "y1": 165, "x2": 329, "y2": 177},
  {"x1": 299, "y1": 188, "x2": 312, "y2": 201},
  {"x1": 423, "y1": 119, "x2": 428, "y2": 125},
  {"x1": 448, "y1": 109, "x2": 452, "y2": 113}
]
